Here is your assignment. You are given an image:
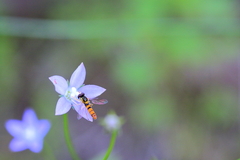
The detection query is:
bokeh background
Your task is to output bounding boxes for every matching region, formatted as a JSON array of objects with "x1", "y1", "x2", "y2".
[{"x1": 0, "y1": 0, "x2": 240, "y2": 159}]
